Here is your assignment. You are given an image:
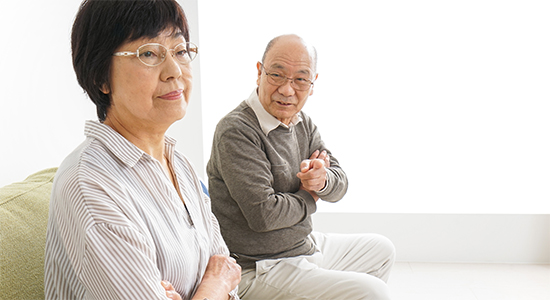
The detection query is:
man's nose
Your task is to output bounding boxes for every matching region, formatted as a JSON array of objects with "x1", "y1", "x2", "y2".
[{"x1": 278, "y1": 78, "x2": 296, "y2": 96}]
